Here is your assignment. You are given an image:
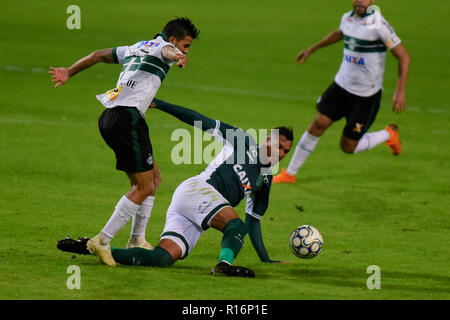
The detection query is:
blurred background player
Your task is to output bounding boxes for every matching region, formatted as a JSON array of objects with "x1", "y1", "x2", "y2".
[
  {"x1": 49, "y1": 18, "x2": 200, "y2": 265},
  {"x1": 58, "y1": 98, "x2": 293, "y2": 277},
  {"x1": 274, "y1": 0, "x2": 410, "y2": 184}
]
